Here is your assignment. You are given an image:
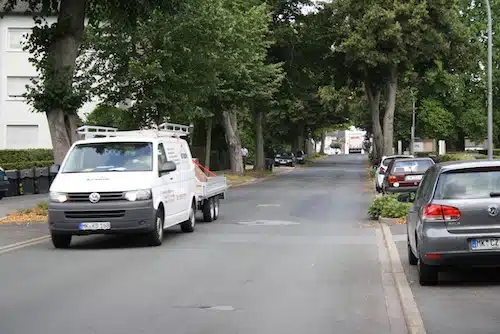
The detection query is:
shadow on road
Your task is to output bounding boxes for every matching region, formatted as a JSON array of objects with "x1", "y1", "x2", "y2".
[
  {"x1": 436, "y1": 268, "x2": 500, "y2": 287},
  {"x1": 68, "y1": 228, "x2": 186, "y2": 250}
]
